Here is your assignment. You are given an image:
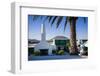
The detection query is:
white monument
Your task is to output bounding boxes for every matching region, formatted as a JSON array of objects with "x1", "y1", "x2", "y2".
[{"x1": 34, "y1": 24, "x2": 56, "y2": 55}]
